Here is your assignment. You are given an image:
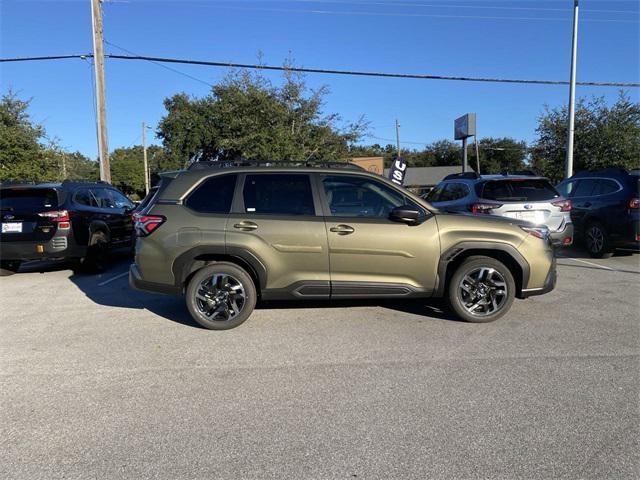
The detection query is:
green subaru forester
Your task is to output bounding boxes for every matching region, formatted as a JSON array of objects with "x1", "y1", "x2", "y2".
[{"x1": 130, "y1": 162, "x2": 556, "y2": 329}]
